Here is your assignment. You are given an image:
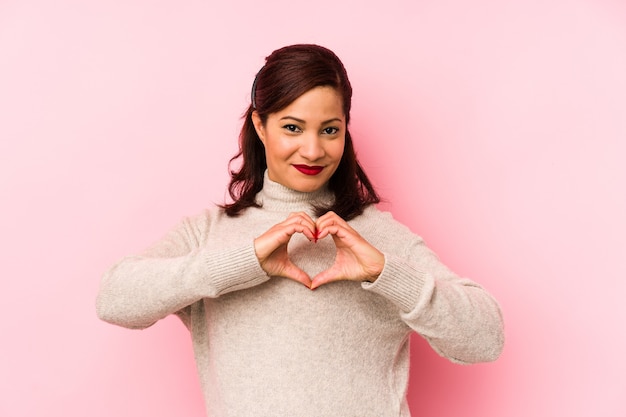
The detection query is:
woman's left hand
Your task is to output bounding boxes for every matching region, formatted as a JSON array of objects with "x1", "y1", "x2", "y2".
[{"x1": 310, "y1": 211, "x2": 385, "y2": 290}]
